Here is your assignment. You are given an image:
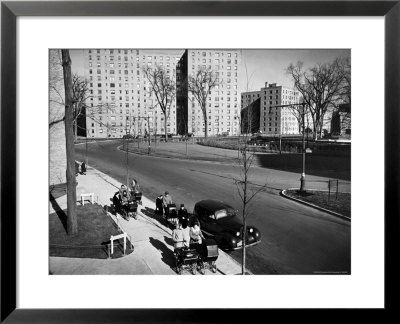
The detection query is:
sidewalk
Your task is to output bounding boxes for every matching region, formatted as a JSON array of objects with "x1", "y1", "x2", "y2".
[{"x1": 49, "y1": 164, "x2": 244, "y2": 275}]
